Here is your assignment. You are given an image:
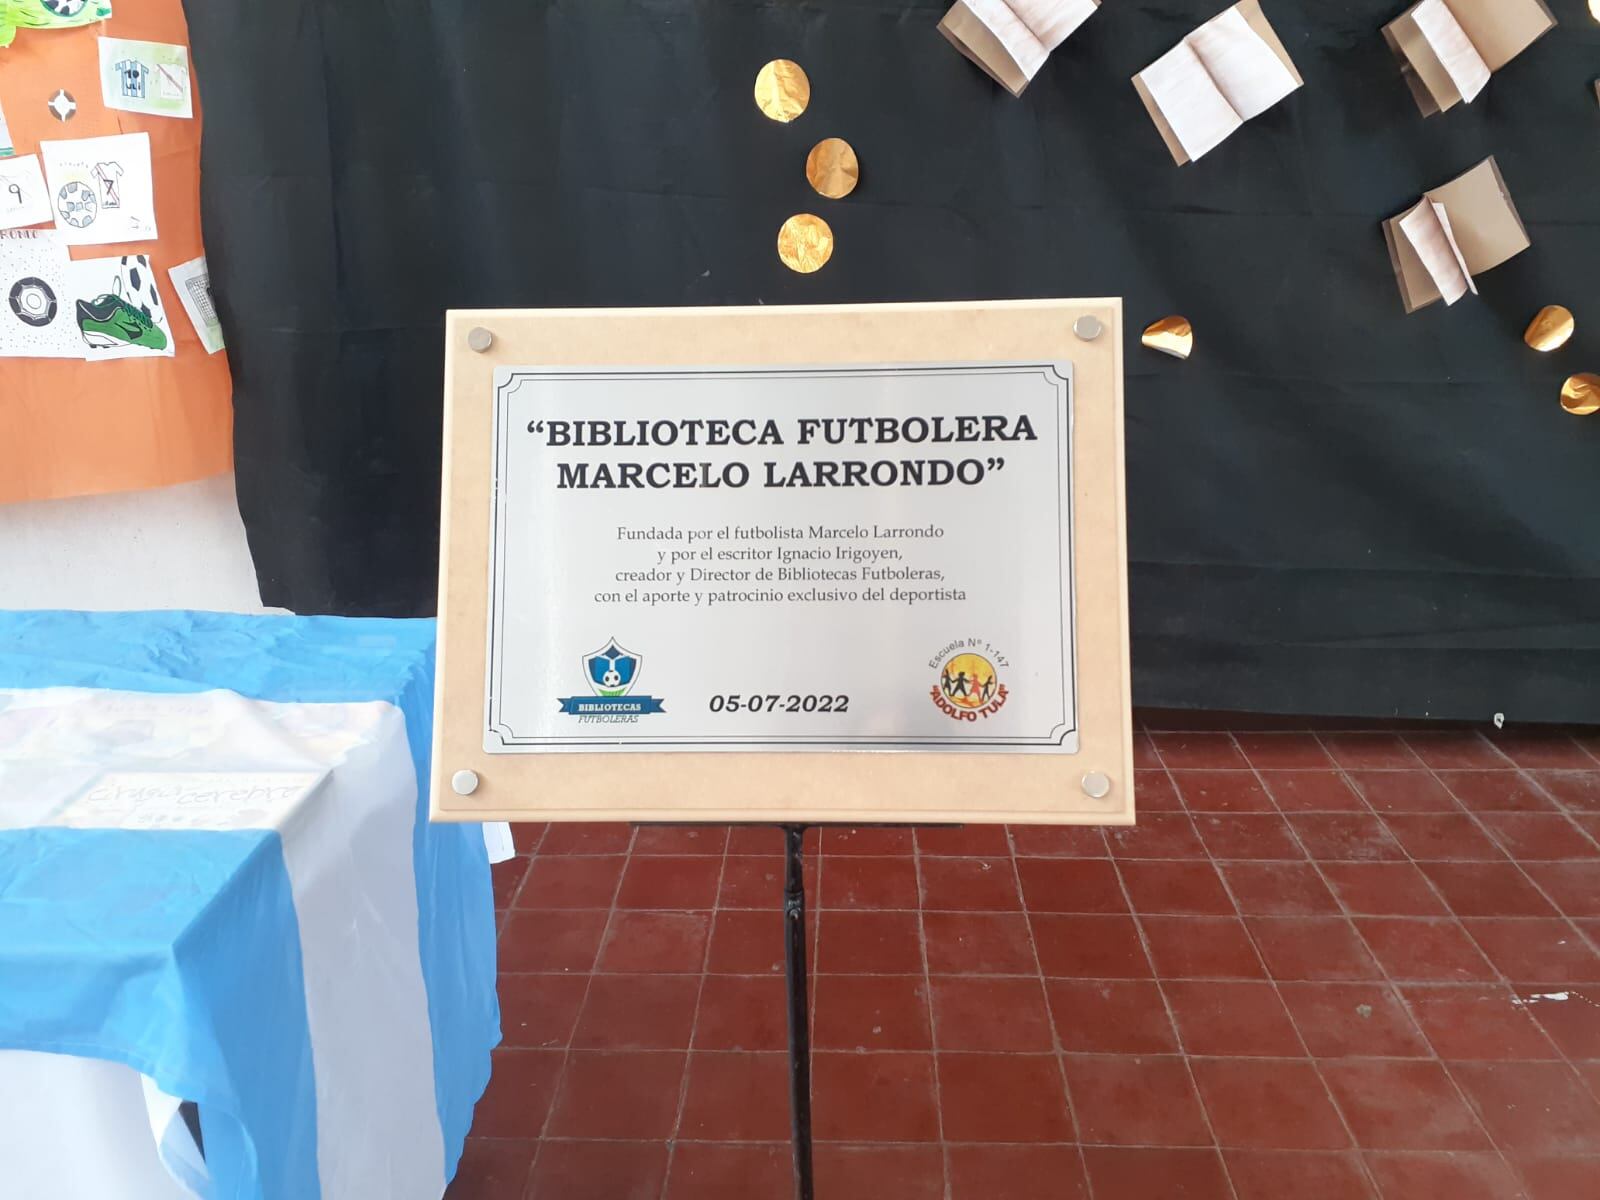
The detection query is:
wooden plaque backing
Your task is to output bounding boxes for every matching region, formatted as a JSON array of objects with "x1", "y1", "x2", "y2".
[{"x1": 432, "y1": 300, "x2": 1131, "y2": 825}]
